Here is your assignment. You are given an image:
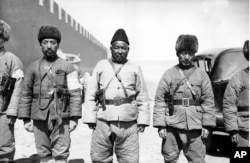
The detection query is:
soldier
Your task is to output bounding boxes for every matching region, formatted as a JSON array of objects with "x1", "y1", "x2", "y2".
[
  {"x1": 0, "y1": 20, "x2": 24, "y2": 162},
  {"x1": 83, "y1": 28, "x2": 150, "y2": 163},
  {"x1": 223, "y1": 40, "x2": 249, "y2": 147},
  {"x1": 153, "y1": 35, "x2": 216, "y2": 163},
  {"x1": 18, "y1": 25, "x2": 82, "y2": 163}
]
